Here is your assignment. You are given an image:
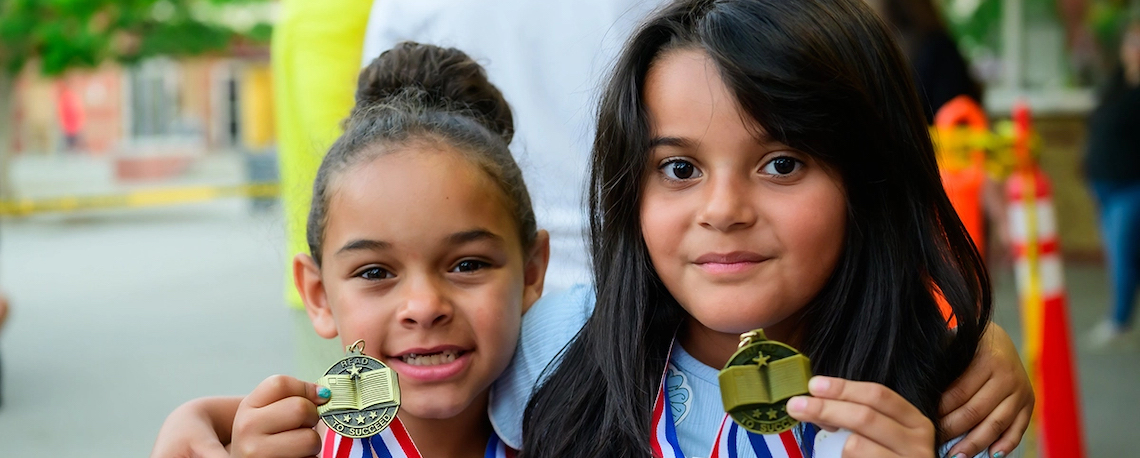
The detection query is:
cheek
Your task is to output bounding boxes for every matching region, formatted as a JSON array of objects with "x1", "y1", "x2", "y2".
[
  {"x1": 329, "y1": 287, "x2": 390, "y2": 338},
  {"x1": 640, "y1": 191, "x2": 687, "y2": 264},
  {"x1": 469, "y1": 279, "x2": 524, "y2": 361},
  {"x1": 780, "y1": 185, "x2": 847, "y2": 282},
  {"x1": 475, "y1": 305, "x2": 521, "y2": 379}
]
